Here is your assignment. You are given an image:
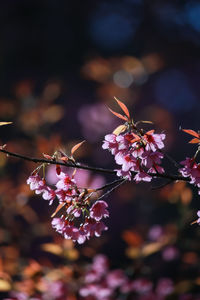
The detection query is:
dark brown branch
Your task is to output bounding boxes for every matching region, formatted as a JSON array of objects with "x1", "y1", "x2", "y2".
[{"x1": 0, "y1": 148, "x2": 190, "y2": 183}]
